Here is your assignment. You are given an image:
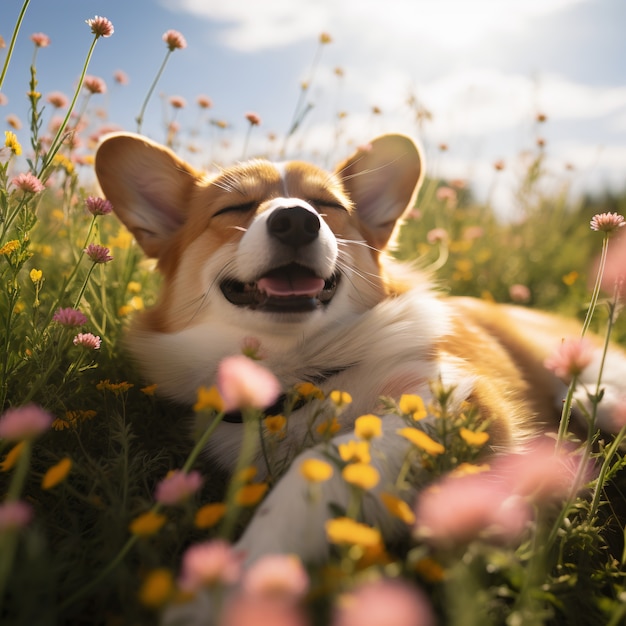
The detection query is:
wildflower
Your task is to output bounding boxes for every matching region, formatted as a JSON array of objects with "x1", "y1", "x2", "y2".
[
  {"x1": 0, "y1": 240, "x2": 20, "y2": 255},
  {"x1": 169, "y1": 95, "x2": 186, "y2": 109},
  {"x1": 11, "y1": 172, "x2": 45, "y2": 193},
  {"x1": 398, "y1": 394, "x2": 428, "y2": 421},
  {"x1": 155, "y1": 470, "x2": 203, "y2": 506},
  {"x1": 41, "y1": 457, "x2": 72, "y2": 489},
  {"x1": 178, "y1": 540, "x2": 241, "y2": 592},
  {"x1": 459, "y1": 427, "x2": 490, "y2": 447},
  {"x1": 354, "y1": 414, "x2": 382, "y2": 440},
  {"x1": 300, "y1": 458, "x2": 334, "y2": 483},
  {"x1": 52, "y1": 307, "x2": 88, "y2": 326},
  {"x1": 241, "y1": 336, "x2": 265, "y2": 360},
  {"x1": 562, "y1": 270, "x2": 579, "y2": 286},
  {"x1": 414, "y1": 557, "x2": 445, "y2": 583},
  {"x1": 449, "y1": 462, "x2": 491, "y2": 478},
  {"x1": 414, "y1": 473, "x2": 530, "y2": 547},
  {"x1": 0, "y1": 501, "x2": 32, "y2": 531},
  {"x1": 316, "y1": 416, "x2": 341, "y2": 436},
  {"x1": 536, "y1": 112, "x2": 547, "y2": 122},
  {"x1": 398, "y1": 427, "x2": 444, "y2": 456},
  {"x1": 590, "y1": 212, "x2": 625, "y2": 234},
  {"x1": 140, "y1": 383, "x2": 158, "y2": 396},
  {"x1": 139, "y1": 568, "x2": 174, "y2": 609},
  {"x1": 333, "y1": 579, "x2": 435, "y2": 626},
  {"x1": 264, "y1": 414, "x2": 287, "y2": 435},
  {"x1": 217, "y1": 355, "x2": 281, "y2": 412},
  {"x1": 129, "y1": 511, "x2": 167, "y2": 536},
  {"x1": 86, "y1": 16, "x2": 114, "y2": 38},
  {"x1": 319, "y1": 32, "x2": 332, "y2": 44},
  {"x1": 509, "y1": 283, "x2": 531, "y2": 303},
  {"x1": 113, "y1": 69, "x2": 129, "y2": 85},
  {"x1": 0, "y1": 404, "x2": 52, "y2": 441},
  {"x1": 380, "y1": 492, "x2": 415, "y2": 525},
  {"x1": 242, "y1": 555, "x2": 309, "y2": 599},
  {"x1": 329, "y1": 390, "x2": 352, "y2": 407},
  {"x1": 235, "y1": 483, "x2": 268, "y2": 506},
  {"x1": 73, "y1": 333, "x2": 101, "y2": 350},
  {"x1": 338, "y1": 440, "x2": 371, "y2": 464},
  {"x1": 325, "y1": 517, "x2": 382, "y2": 548},
  {"x1": 426, "y1": 228, "x2": 448, "y2": 245},
  {"x1": 544, "y1": 337, "x2": 595, "y2": 381},
  {"x1": 193, "y1": 385, "x2": 225, "y2": 413},
  {"x1": 84, "y1": 243, "x2": 113, "y2": 263},
  {"x1": 493, "y1": 159, "x2": 505, "y2": 171},
  {"x1": 194, "y1": 502, "x2": 227, "y2": 529},
  {"x1": 435, "y1": 186, "x2": 457, "y2": 204},
  {"x1": 85, "y1": 196, "x2": 113, "y2": 216},
  {"x1": 4, "y1": 131, "x2": 21, "y2": 155},
  {"x1": 1, "y1": 441, "x2": 26, "y2": 471},
  {"x1": 163, "y1": 29, "x2": 187, "y2": 51},
  {"x1": 83, "y1": 75, "x2": 107, "y2": 94},
  {"x1": 6, "y1": 114, "x2": 21, "y2": 130},
  {"x1": 342, "y1": 463, "x2": 380, "y2": 490},
  {"x1": 96, "y1": 380, "x2": 133, "y2": 393},
  {"x1": 245, "y1": 112, "x2": 261, "y2": 126},
  {"x1": 196, "y1": 95, "x2": 212, "y2": 108},
  {"x1": 30, "y1": 33, "x2": 50, "y2": 47},
  {"x1": 29, "y1": 268, "x2": 43, "y2": 284}
]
